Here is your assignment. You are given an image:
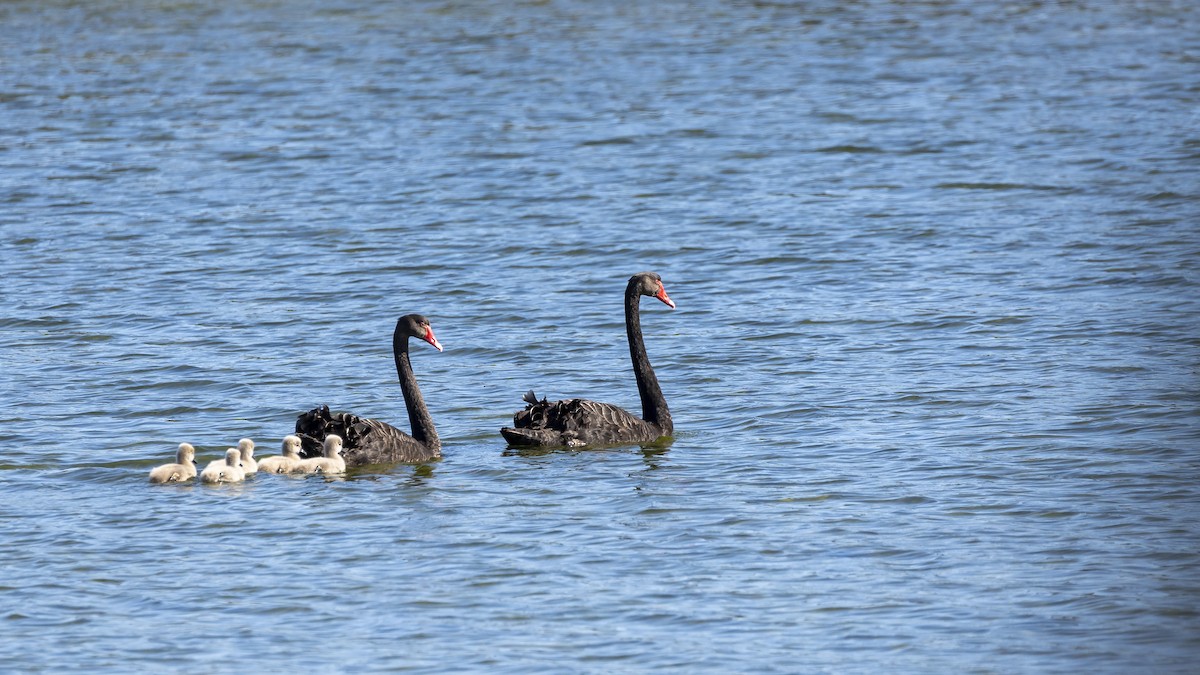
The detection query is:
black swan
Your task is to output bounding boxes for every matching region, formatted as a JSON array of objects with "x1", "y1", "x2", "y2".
[
  {"x1": 295, "y1": 314, "x2": 443, "y2": 466},
  {"x1": 501, "y1": 271, "x2": 675, "y2": 448}
]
